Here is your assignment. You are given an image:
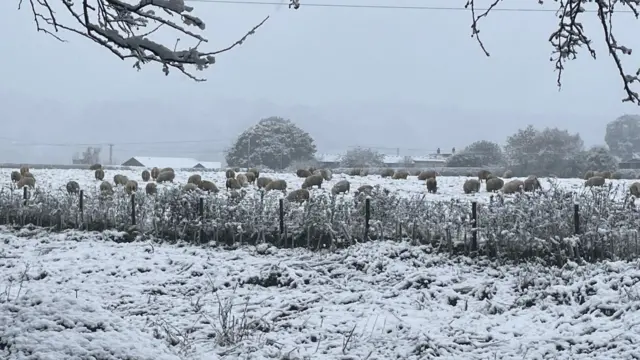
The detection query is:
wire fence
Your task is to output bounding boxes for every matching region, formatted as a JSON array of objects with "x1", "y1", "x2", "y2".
[{"x1": 2, "y1": 181, "x2": 640, "y2": 265}]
